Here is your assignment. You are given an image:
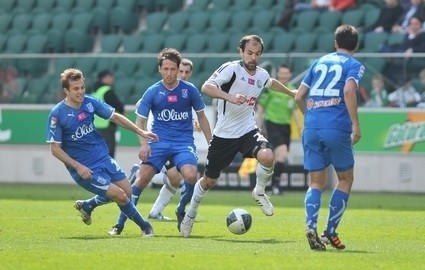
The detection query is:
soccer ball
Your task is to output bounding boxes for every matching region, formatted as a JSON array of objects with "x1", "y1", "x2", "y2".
[{"x1": 226, "y1": 208, "x2": 252, "y2": 235}]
